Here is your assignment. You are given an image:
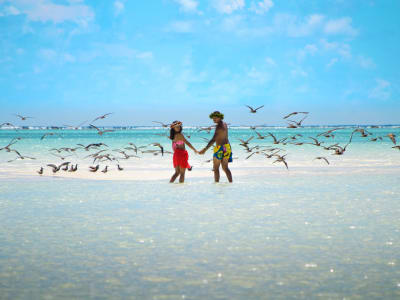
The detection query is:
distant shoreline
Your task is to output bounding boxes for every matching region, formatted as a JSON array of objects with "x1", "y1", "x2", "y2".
[{"x1": 1, "y1": 124, "x2": 400, "y2": 130}]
